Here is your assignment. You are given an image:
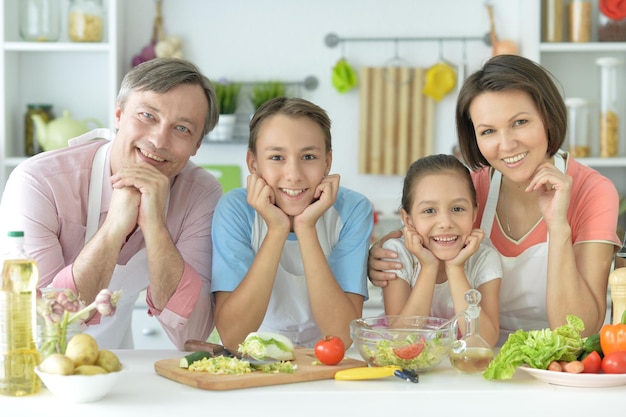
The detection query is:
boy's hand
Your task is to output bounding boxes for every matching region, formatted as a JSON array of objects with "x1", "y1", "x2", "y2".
[
  {"x1": 445, "y1": 228, "x2": 484, "y2": 268},
  {"x1": 294, "y1": 174, "x2": 340, "y2": 229},
  {"x1": 246, "y1": 174, "x2": 289, "y2": 230}
]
